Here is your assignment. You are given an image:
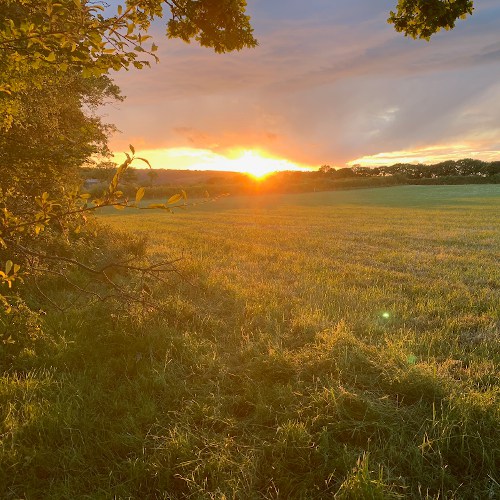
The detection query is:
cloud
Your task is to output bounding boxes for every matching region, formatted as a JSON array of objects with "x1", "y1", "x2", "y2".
[{"x1": 104, "y1": 0, "x2": 500, "y2": 168}]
